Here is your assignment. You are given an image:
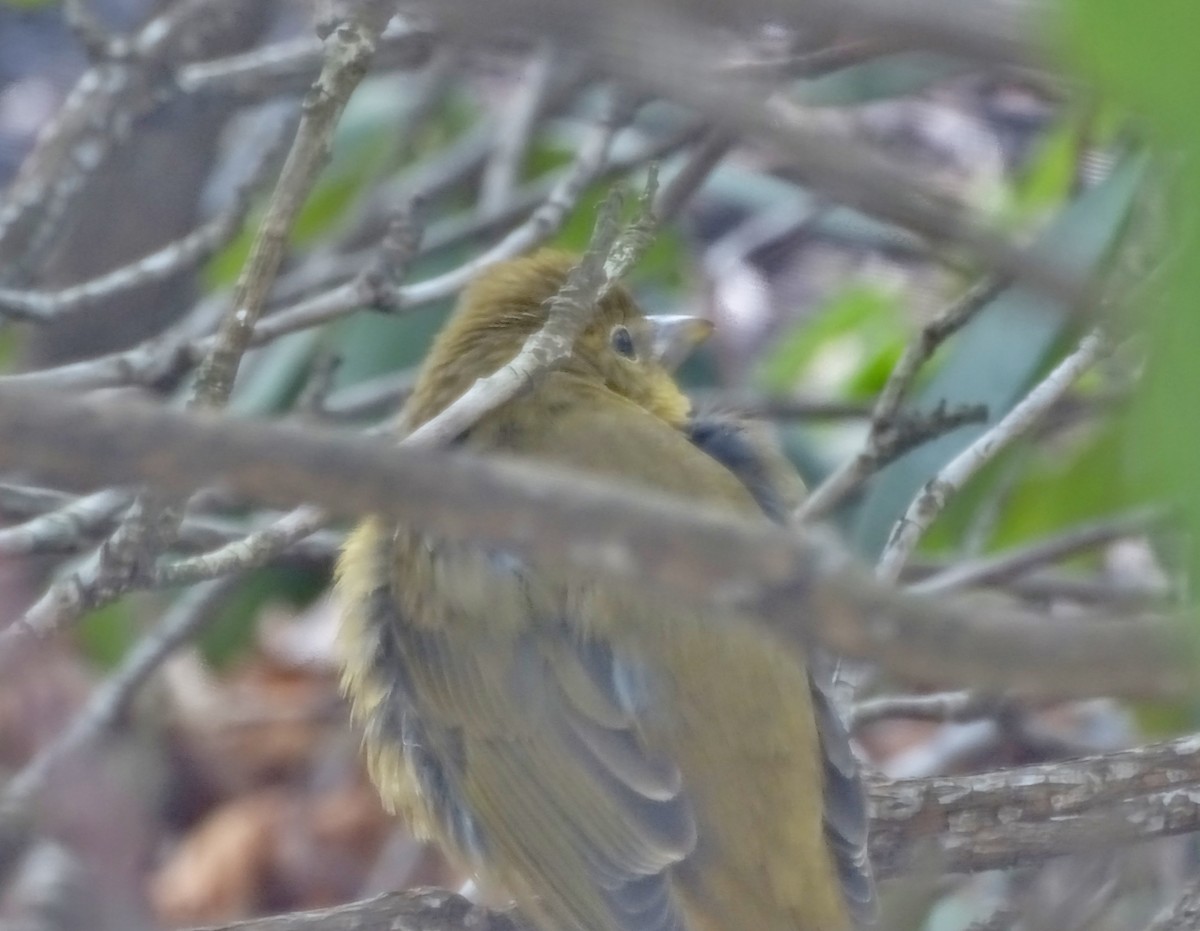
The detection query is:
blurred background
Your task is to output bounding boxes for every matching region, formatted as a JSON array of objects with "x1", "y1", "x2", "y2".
[{"x1": 0, "y1": 1, "x2": 1195, "y2": 929}]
